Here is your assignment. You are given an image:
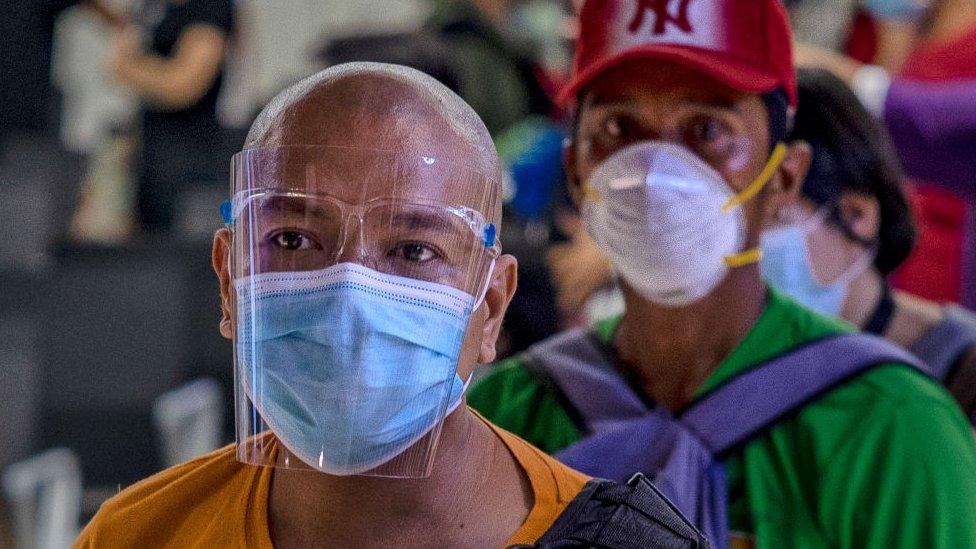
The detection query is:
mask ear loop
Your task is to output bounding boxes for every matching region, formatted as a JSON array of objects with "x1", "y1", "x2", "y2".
[
  {"x1": 832, "y1": 244, "x2": 879, "y2": 288},
  {"x1": 790, "y1": 206, "x2": 878, "y2": 288},
  {"x1": 472, "y1": 257, "x2": 497, "y2": 311},
  {"x1": 809, "y1": 207, "x2": 879, "y2": 288},
  {"x1": 722, "y1": 143, "x2": 789, "y2": 268},
  {"x1": 721, "y1": 143, "x2": 788, "y2": 214},
  {"x1": 455, "y1": 252, "x2": 498, "y2": 401}
]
